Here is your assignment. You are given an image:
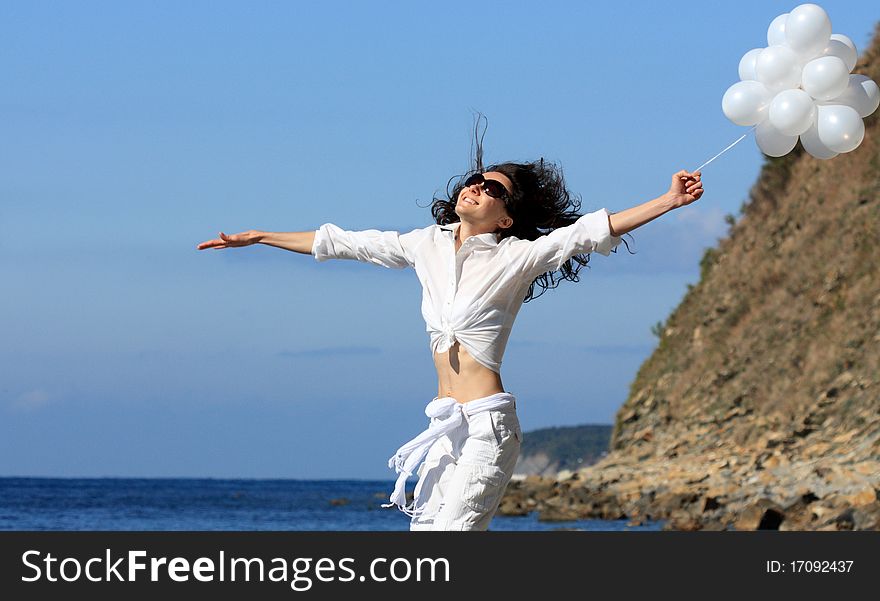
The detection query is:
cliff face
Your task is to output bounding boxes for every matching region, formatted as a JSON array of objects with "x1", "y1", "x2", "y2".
[
  {"x1": 613, "y1": 23, "x2": 880, "y2": 463},
  {"x1": 613, "y1": 21, "x2": 879, "y2": 467},
  {"x1": 500, "y1": 23, "x2": 880, "y2": 530}
]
